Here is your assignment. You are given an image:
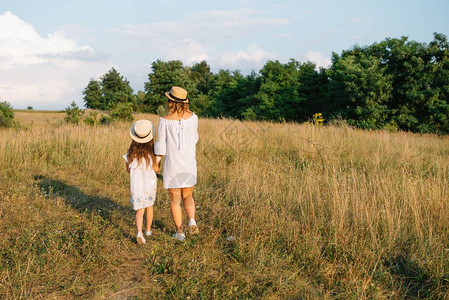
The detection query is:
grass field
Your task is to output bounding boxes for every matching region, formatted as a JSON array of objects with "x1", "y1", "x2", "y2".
[{"x1": 1, "y1": 111, "x2": 448, "y2": 299}]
